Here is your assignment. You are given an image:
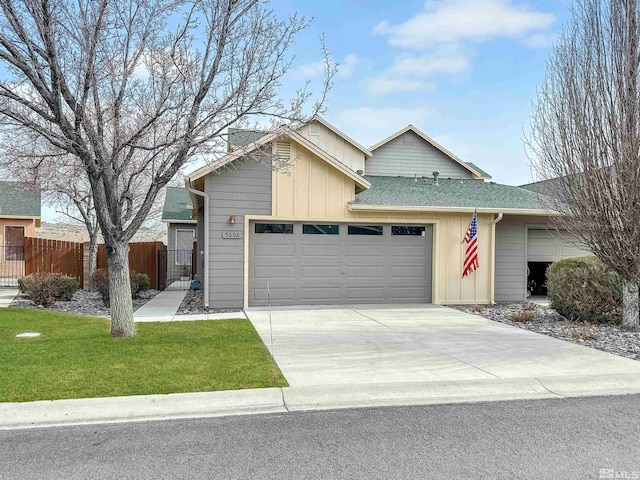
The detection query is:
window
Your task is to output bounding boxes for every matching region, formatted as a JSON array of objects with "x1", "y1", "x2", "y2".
[
  {"x1": 175, "y1": 229, "x2": 194, "y2": 265},
  {"x1": 5, "y1": 226, "x2": 25, "y2": 261},
  {"x1": 255, "y1": 223, "x2": 294, "y2": 234},
  {"x1": 303, "y1": 224, "x2": 339, "y2": 235},
  {"x1": 392, "y1": 226, "x2": 426, "y2": 236},
  {"x1": 348, "y1": 225, "x2": 383, "y2": 235}
]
